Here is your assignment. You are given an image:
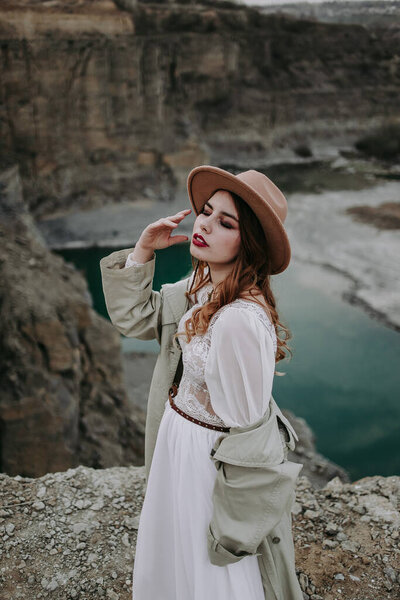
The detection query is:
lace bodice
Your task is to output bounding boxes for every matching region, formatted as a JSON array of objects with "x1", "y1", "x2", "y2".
[{"x1": 173, "y1": 278, "x2": 277, "y2": 428}]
